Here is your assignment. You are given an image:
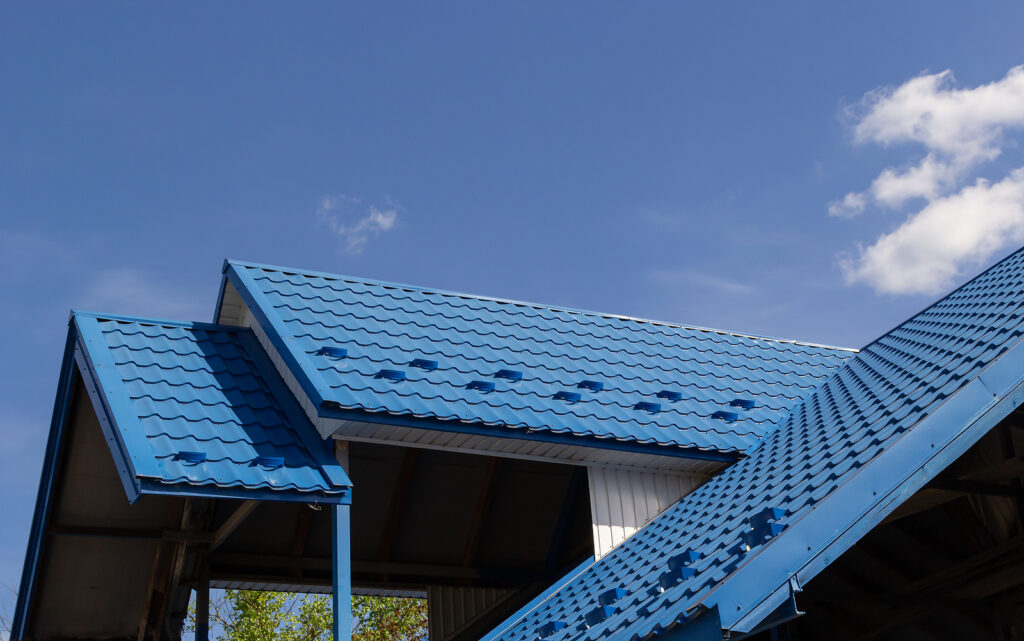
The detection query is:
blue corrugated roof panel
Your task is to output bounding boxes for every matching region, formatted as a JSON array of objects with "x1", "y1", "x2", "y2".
[
  {"x1": 481, "y1": 249, "x2": 1024, "y2": 641},
  {"x1": 73, "y1": 312, "x2": 350, "y2": 502},
  {"x1": 223, "y1": 261, "x2": 856, "y2": 455}
]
